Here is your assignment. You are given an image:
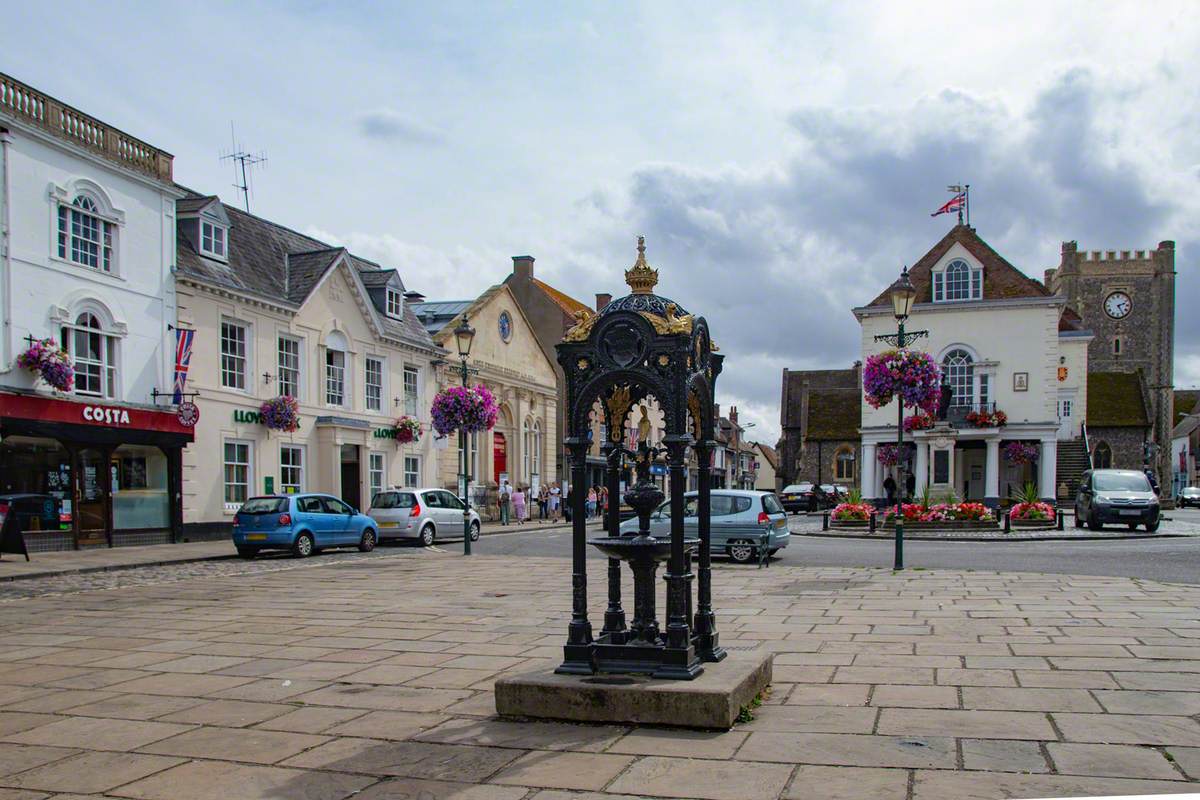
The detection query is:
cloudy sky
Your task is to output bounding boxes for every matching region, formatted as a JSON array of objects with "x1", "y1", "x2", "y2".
[{"x1": 8, "y1": 1, "x2": 1198, "y2": 444}]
